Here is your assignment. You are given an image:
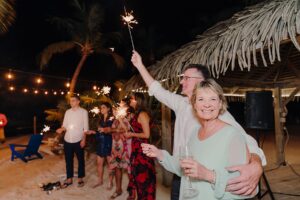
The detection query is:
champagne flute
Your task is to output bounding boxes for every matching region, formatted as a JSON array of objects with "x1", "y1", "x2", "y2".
[{"x1": 179, "y1": 145, "x2": 199, "y2": 198}]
